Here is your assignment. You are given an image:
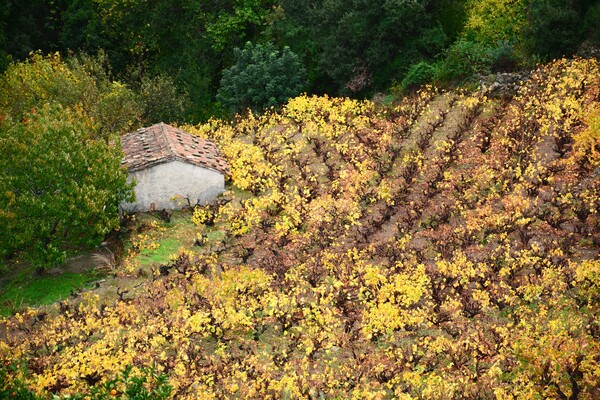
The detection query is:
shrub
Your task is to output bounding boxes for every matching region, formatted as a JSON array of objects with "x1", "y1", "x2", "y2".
[
  {"x1": 401, "y1": 61, "x2": 439, "y2": 92},
  {"x1": 434, "y1": 39, "x2": 492, "y2": 85}
]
